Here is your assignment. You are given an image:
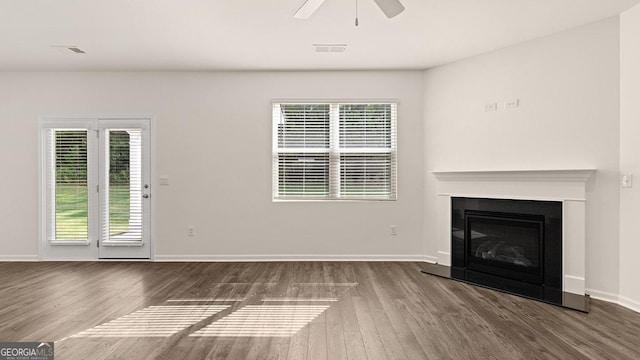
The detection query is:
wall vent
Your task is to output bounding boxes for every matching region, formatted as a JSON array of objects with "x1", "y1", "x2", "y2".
[
  {"x1": 51, "y1": 45, "x2": 87, "y2": 54},
  {"x1": 67, "y1": 47, "x2": 87, "y2": 54},
  {"x1": 313, "y1": 44, "x2": 347, "y2": 53}
]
